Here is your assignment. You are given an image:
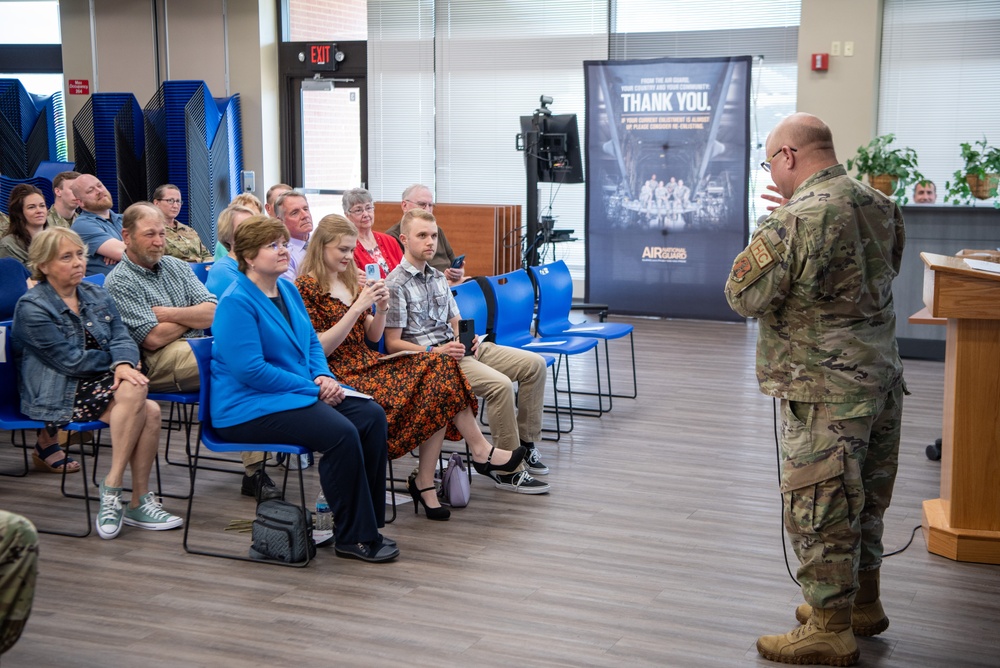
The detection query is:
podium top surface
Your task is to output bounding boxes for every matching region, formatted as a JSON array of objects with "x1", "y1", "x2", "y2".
[{"x1": 921, "y1": 252, "x2": 1000, "y2": 283}]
